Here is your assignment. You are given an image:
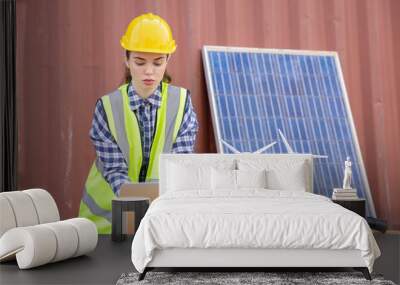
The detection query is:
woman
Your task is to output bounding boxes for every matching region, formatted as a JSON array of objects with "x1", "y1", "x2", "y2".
[{"x1": 79, "y1": 13, "x2": 199, "y2": 234}]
